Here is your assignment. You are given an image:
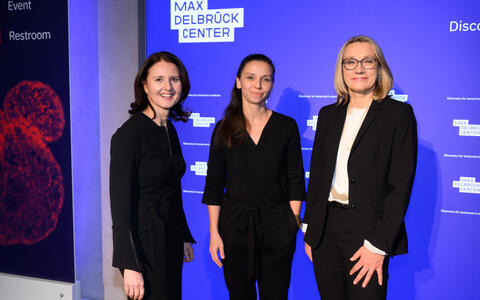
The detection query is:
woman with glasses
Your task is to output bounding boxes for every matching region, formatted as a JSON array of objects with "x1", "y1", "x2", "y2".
[
  {"x1": 202, "y1": 54, "x2": 305, "y2": 299},
  {"x1": 303, "y1": 35, "x2": 417, "y2": 300}
]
